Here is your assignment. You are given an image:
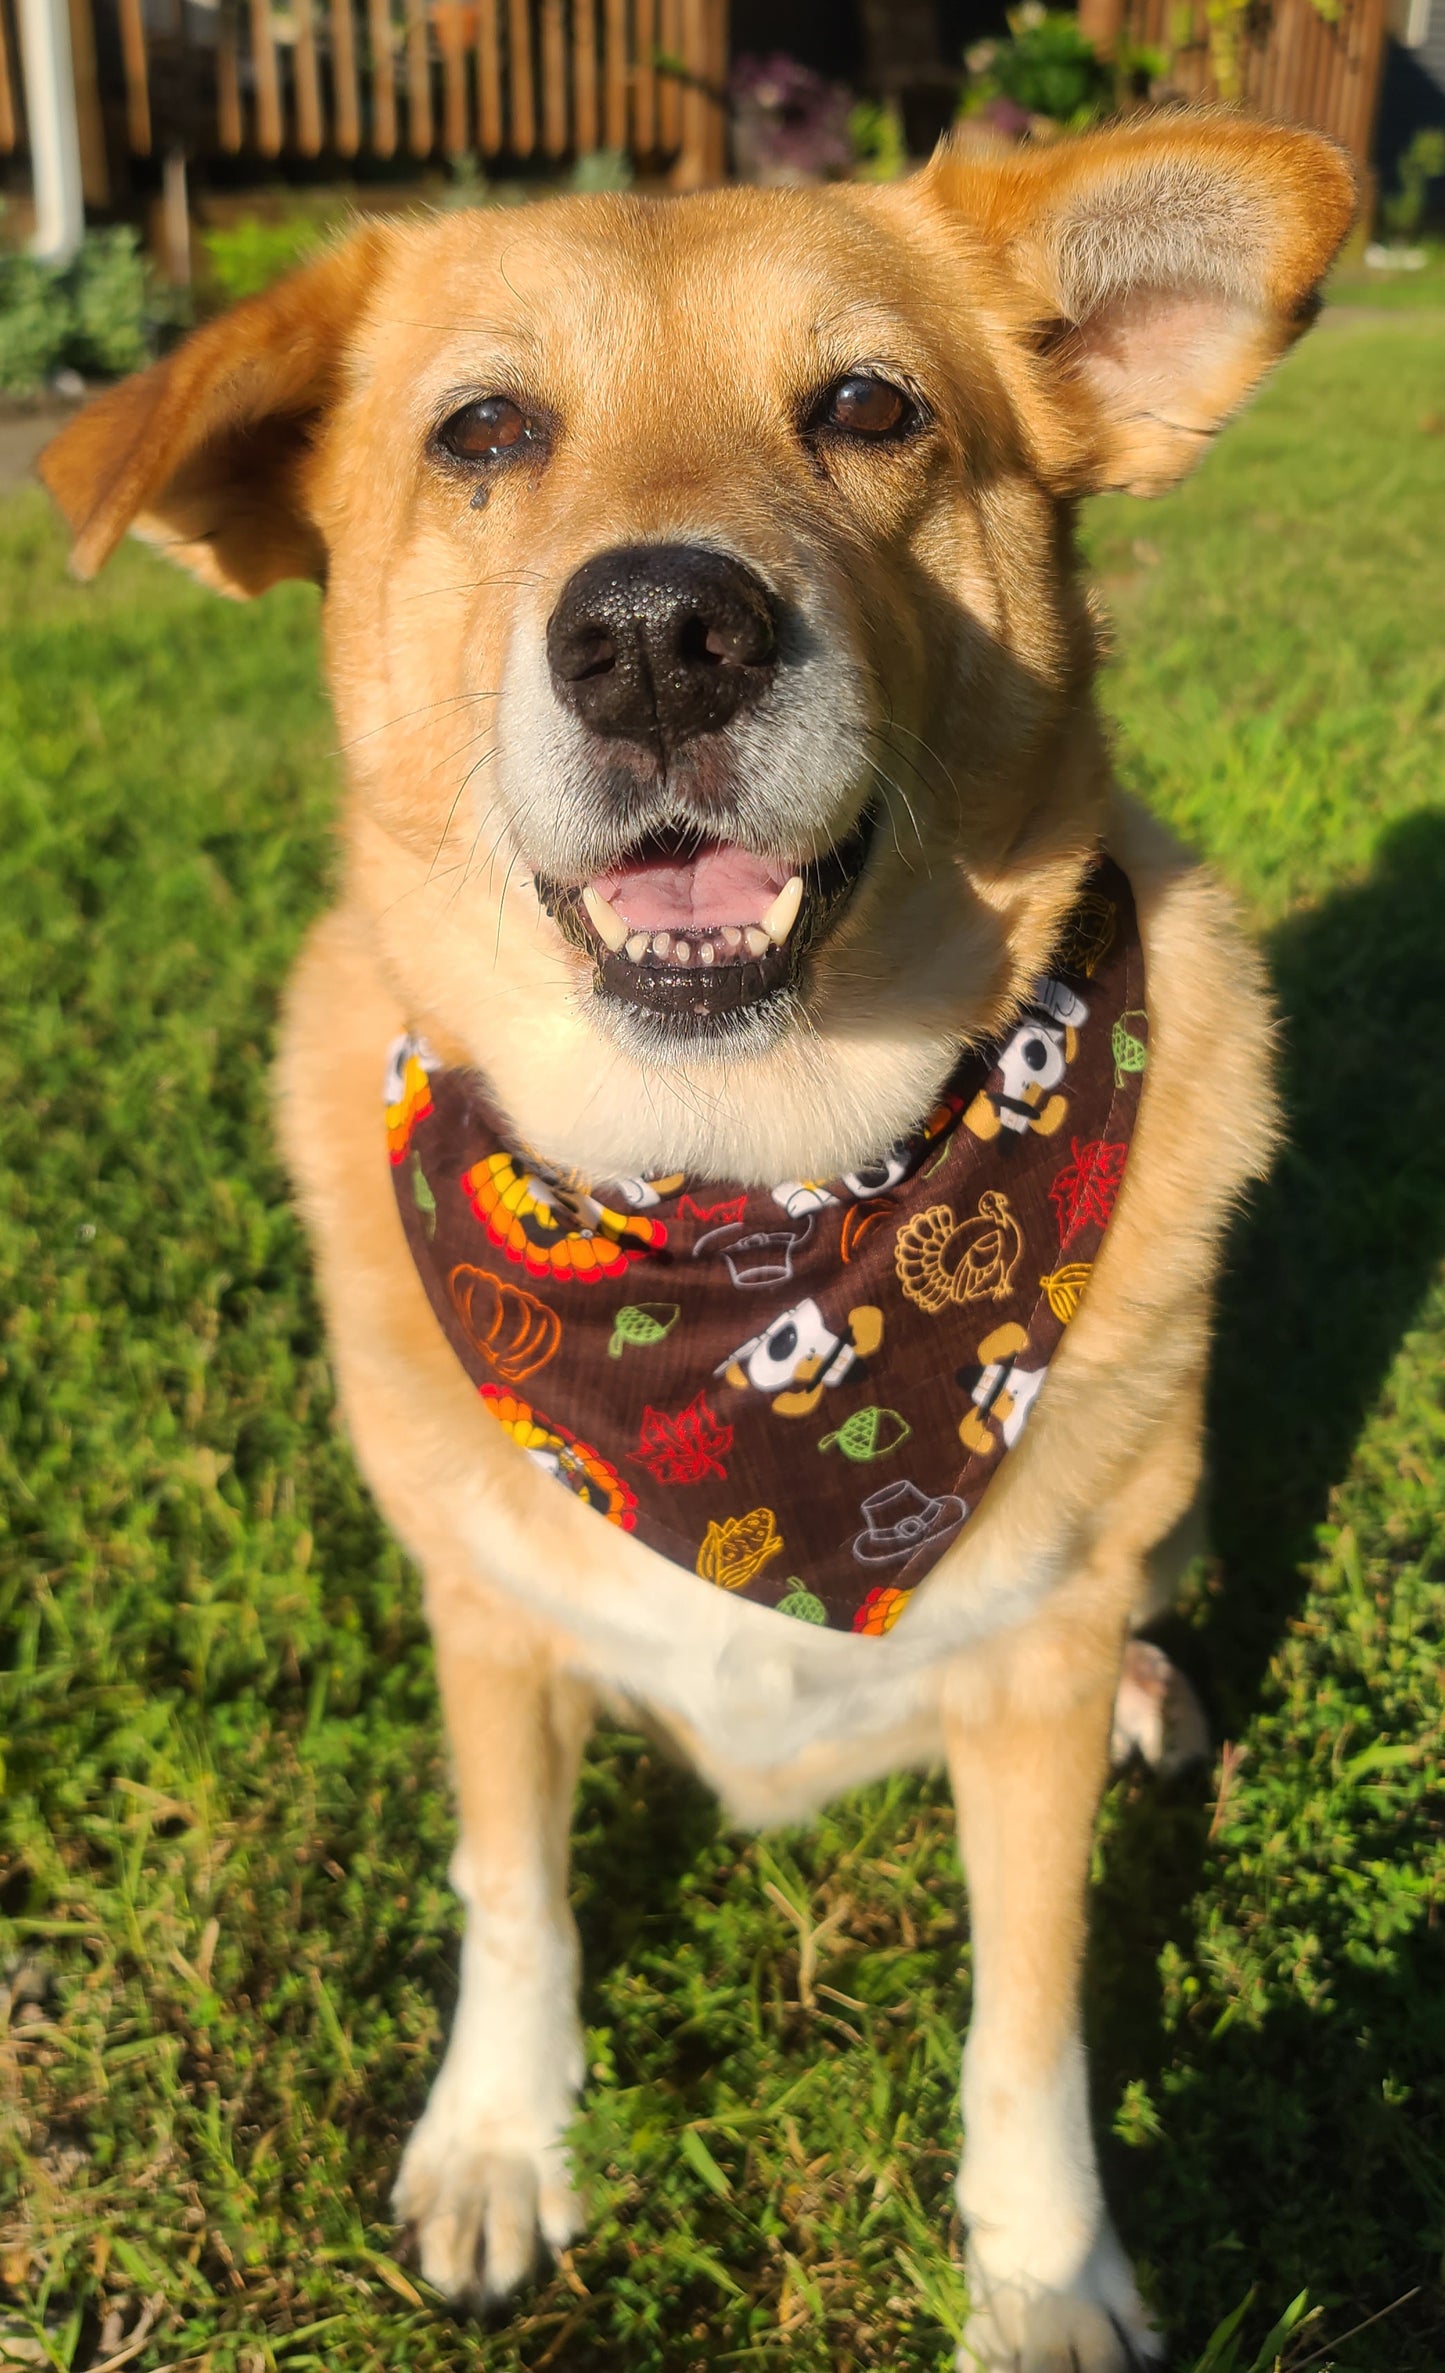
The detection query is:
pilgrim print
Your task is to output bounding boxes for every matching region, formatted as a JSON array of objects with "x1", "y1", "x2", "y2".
[
  {"x1": 463, "y1": 1148, "x2": 666, "y2": 1282},
  {"x1": 965, "y1": 976, "x2": 1089, "y2": 1144},
  {"x1": 957, "y1": 1323, "x2": 1049, "y2": 1457},
  {"x1": 478, "y1": 1386, "x2": 637, "y2": 1528},
  {"x1": 718, "y1": 1296, "x2": 885, "y2": 1417}
]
